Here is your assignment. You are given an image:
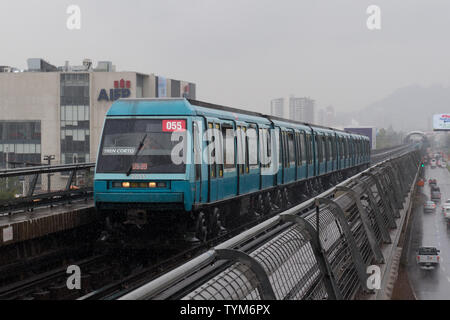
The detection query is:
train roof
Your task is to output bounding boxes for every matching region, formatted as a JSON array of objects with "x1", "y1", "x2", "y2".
[{"x1": 108, "y1": 98, "x2": 368, "y2": 139}]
